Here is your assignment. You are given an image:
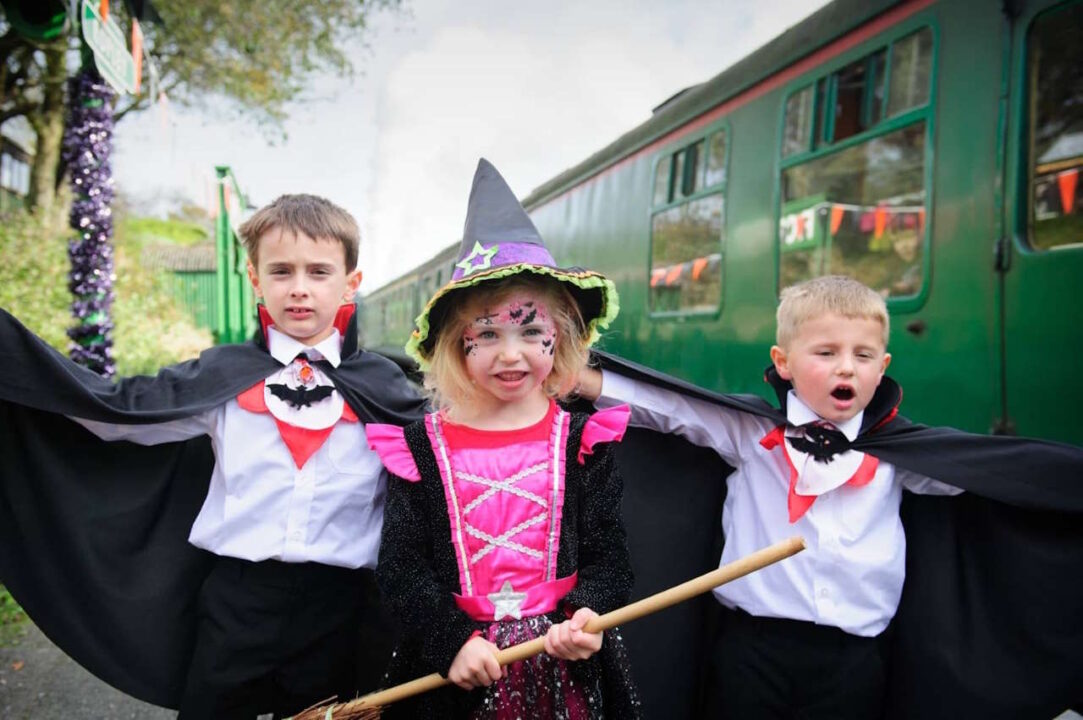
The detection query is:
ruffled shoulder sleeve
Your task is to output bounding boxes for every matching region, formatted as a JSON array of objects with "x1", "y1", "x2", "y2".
[
  {"x1": 577, "y1": 404, "x2": 631, "y2": 464},
  {"x1": 365, "y1": 423, "x2": 421, "y2": 481}
]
